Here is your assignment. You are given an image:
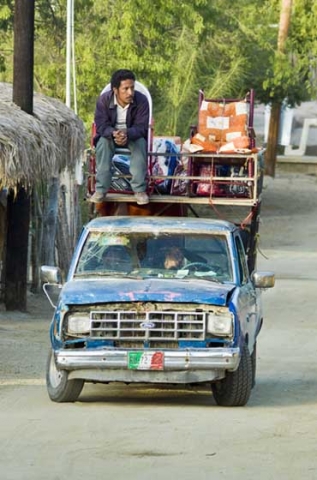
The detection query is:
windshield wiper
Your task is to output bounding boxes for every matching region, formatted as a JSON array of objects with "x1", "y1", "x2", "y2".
[
  {"x1": 200, "y1": 276, "x2": 223, "y2": 284},
  {"x1": 180, "y1": 272, "x2": 223, "y2": 283},
  {"x1": 74, "y1": 271, "x2": 142, "y2": 279}
]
